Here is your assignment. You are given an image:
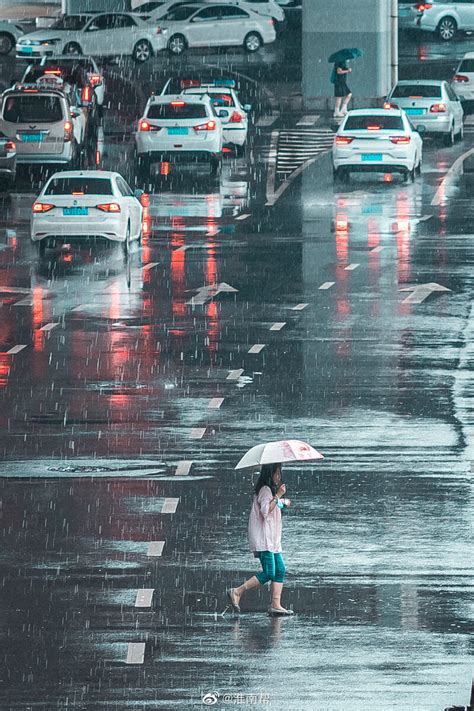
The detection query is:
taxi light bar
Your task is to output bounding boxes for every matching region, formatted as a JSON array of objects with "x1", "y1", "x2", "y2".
[
  {"x1": 193, "y1": 120, "x2": 216, "y2": 132},
  {"x1": 181, "y1": 79, "x2": 200, "y2": 88},
  {"x1": 229, "y1": 111, "x2": 243, "y2": 123},
  {"x1": 430, "y1": 102, "x2": 446, "y2": 113},
  {"x1": 180, "y1": 78, "x2": 236, "y2": 89},
  {"x1": 453, "y1": 74, "x2": 469, "y2": 83},
  {"x1": 96, "y1": 203, "x2": 121, "y2": 213},
  {"x1": 33, "y1": 202, "x2": 55, "y2": 213},
  {"x1": 390, "y1": 135, "x2": 411, "y2": 144},
  {"x1": 335, "y1": 135, "x2": 354, "y2": 145}
]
